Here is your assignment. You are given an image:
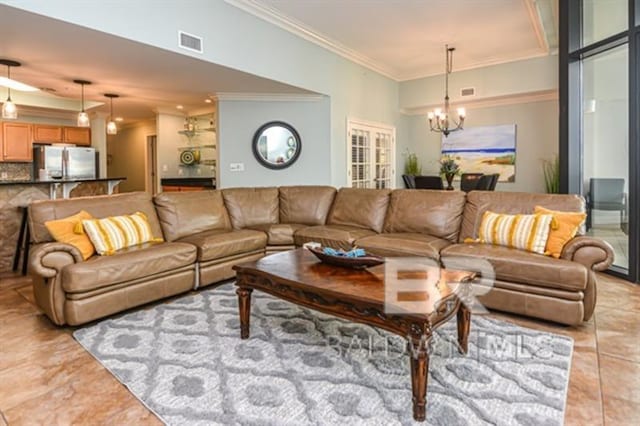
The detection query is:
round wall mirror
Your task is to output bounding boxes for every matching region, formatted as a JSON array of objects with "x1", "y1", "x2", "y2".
[{"x1": 252, "y1": 121, "x2": 301, "y2": 170}]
